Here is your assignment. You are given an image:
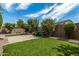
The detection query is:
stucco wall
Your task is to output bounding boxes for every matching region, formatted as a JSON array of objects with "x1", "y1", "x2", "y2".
[{"x1": 54, "y1": 23, "x2": 79, "y2": 40}]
